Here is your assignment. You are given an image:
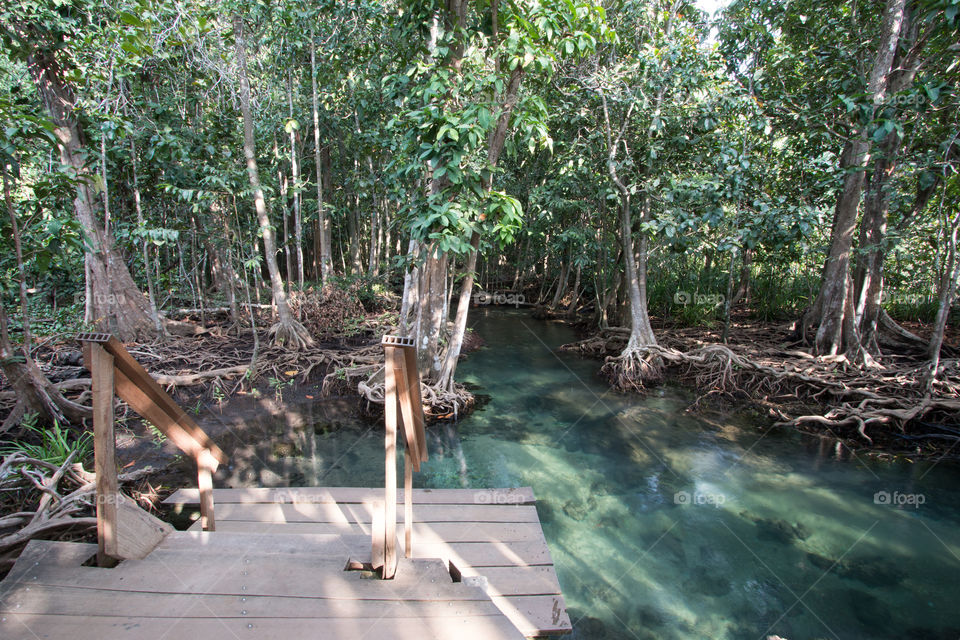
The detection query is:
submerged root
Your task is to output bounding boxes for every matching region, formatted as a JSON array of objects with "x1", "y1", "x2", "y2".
[
  {"x1": 601, "y1": 347, "x2": 664, "y2": 392},
  {"x1": 268, "y1": 318, "x2": 314, "y2": 351}
]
